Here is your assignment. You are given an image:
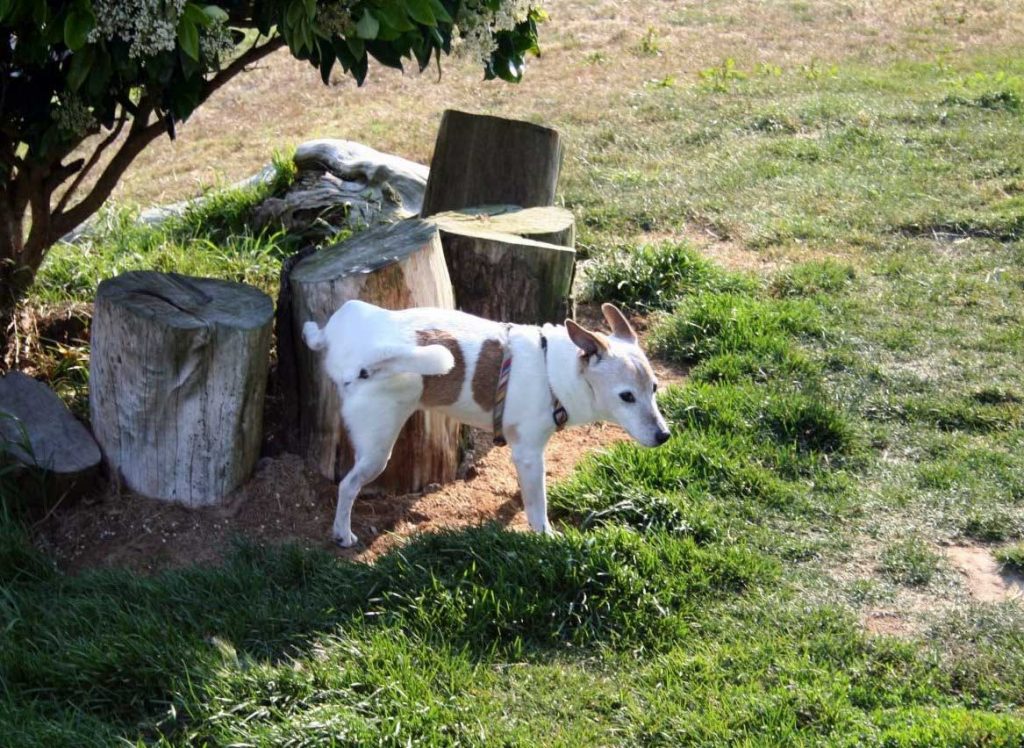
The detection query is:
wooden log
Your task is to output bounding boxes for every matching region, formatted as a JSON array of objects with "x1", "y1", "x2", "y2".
[
  {"x1": 90, "y1": 272, "x2": 273, "y2": 507},
  {"x1": 434, "y1": 221, "x2": 576, "y2": 324},
  {"x1": 429, "y1": 205, "x2": 575, "y2": 248},
  {"x1": 420, "y1": 110, "x2": 562, "y2": 217},
  {"x1": 0, "y1": 371, "x2": 101, "y2": 510},
  {"x1": 289, "y1": 218, "x2": 459, "y2": 491}
]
